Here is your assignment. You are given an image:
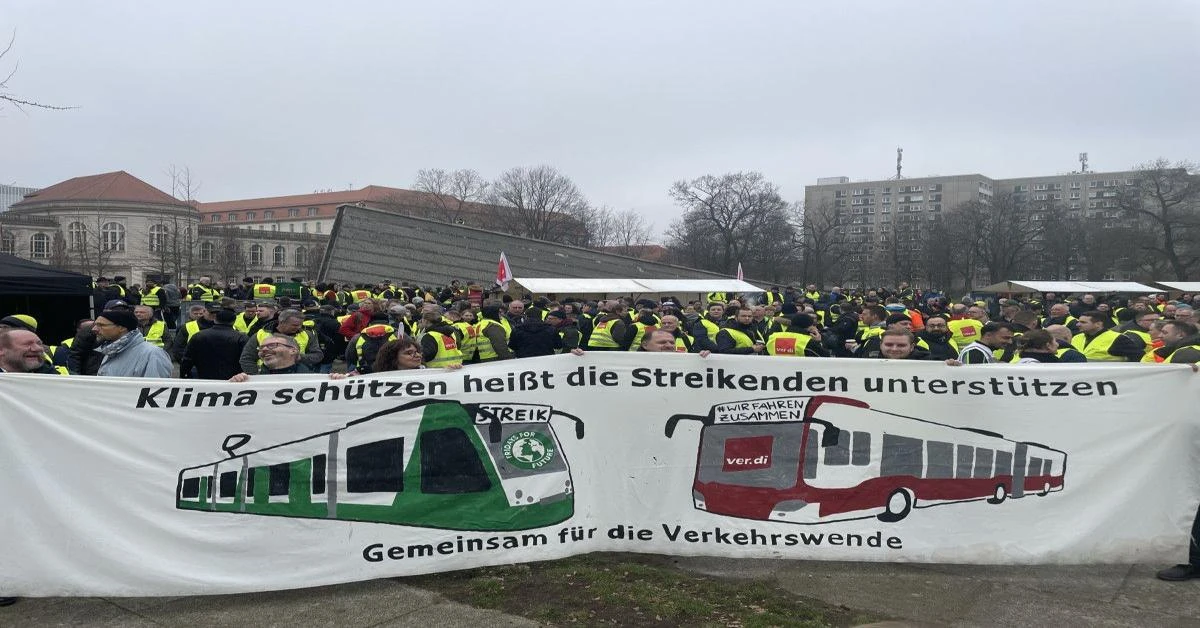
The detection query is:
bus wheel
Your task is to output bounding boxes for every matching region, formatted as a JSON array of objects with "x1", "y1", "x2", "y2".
[
  {"x1": 1038, "y1": 482, "x2": 1050, "y2": 496},
  {"x1": 987, "y1": 483, "x2": 1007, "y2": 504},
  {"x1": 878, "y1": 489, "x2": 912, "y2": 523}
]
